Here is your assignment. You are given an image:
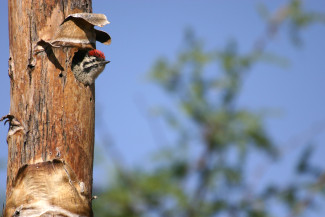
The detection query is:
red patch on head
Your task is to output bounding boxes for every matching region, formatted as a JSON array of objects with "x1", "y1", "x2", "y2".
[{"x1": 88, "y1": 49, "x2": 105, "y2": 59}]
